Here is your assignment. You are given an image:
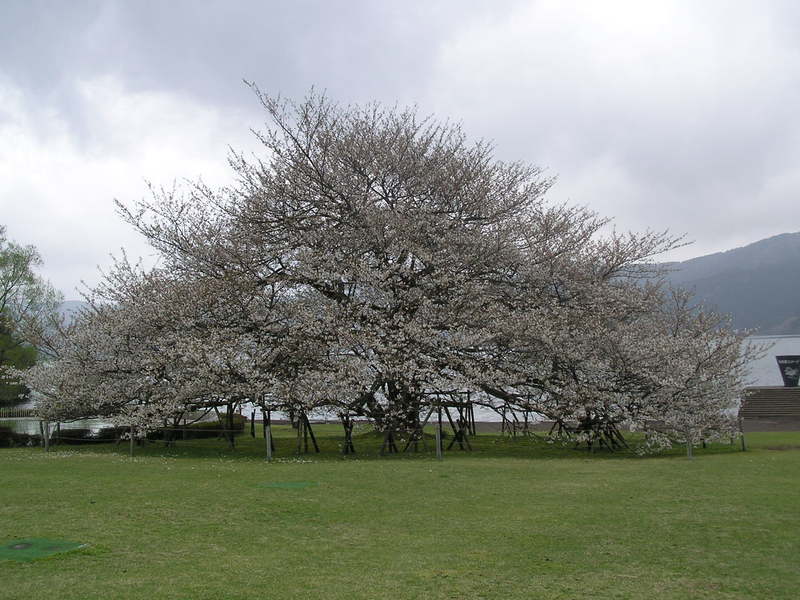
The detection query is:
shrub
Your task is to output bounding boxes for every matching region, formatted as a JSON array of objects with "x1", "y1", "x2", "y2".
[
  {"x1": 146, "y1": 414, "x2": 247, "y2": 441},
  {"x1": 55, "y1": 428, "x2": 94, "y2": 444},
  {"x1": 0, "y1": 426, "x2": 43, "y2": 448},
  {"x1": 93, "y1": 427, "x2": 125, "y2": 442}
]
